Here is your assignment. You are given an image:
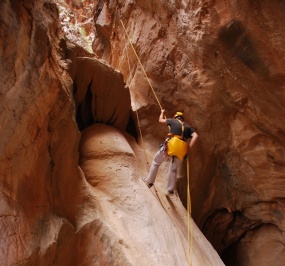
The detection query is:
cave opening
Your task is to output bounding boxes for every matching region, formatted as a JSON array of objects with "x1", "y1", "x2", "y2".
[
  {"x1": 75, "y1": 82, "x2": 93, "y2": 131},
  {"x1": 73, "y1": 82, "x2": 138, "y2": 140}
]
